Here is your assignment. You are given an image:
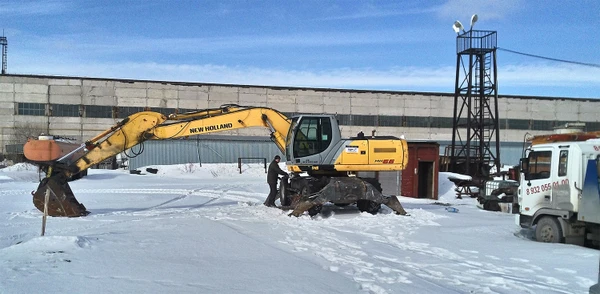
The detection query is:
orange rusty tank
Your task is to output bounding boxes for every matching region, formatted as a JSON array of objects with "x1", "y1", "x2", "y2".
[{"x1": 24, "y1": 136, "x2": 83, "y2": 163}]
